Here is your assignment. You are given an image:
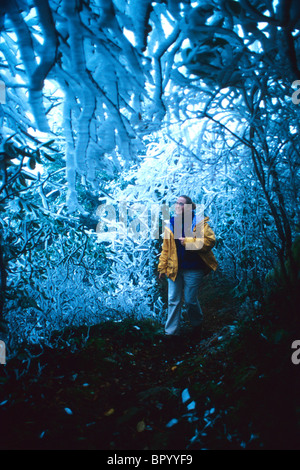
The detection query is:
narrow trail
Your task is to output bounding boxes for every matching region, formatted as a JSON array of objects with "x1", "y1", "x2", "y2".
[
  {"x1": 0, "y1": 274, "x2": 297, "y2": 450},
  {"x1": 0, "y1": 275, "x2": 241, "y2": 450}
]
